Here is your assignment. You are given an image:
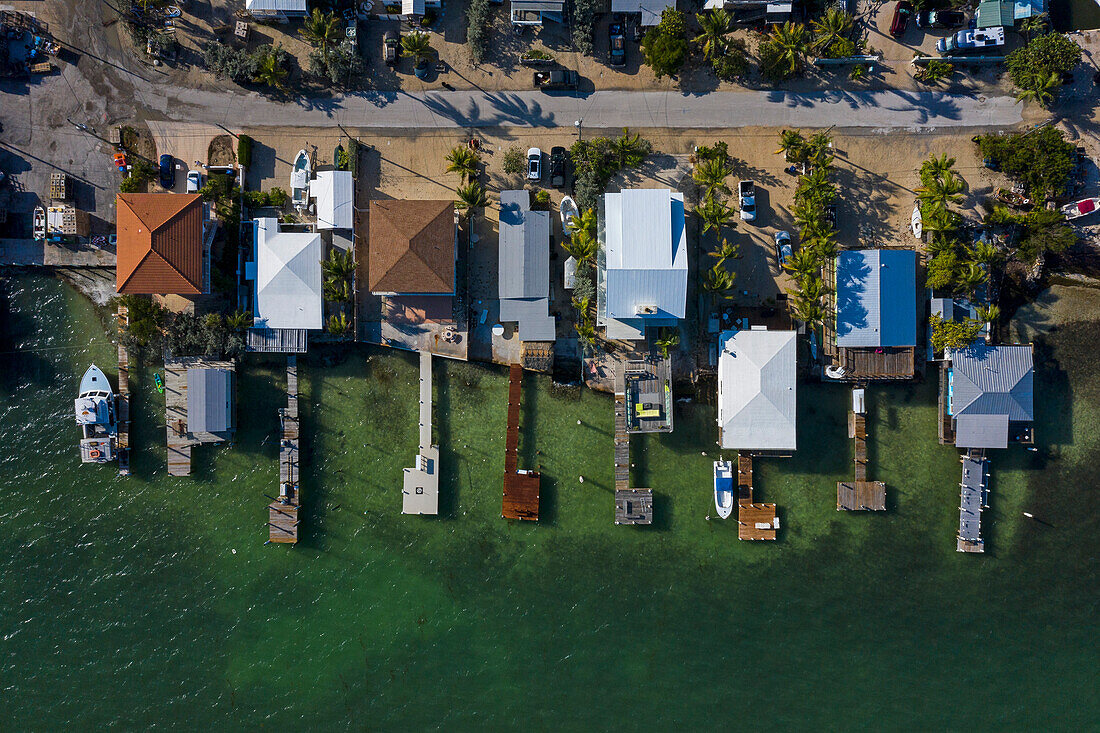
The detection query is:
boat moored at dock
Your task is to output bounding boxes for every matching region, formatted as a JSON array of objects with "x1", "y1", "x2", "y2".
[
  {"x1": 75, "y1": 364, "x2": 117, "y2": 464},
  {"x1": 714, "y1": 460, "x2": 734, "y2": 519}
]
